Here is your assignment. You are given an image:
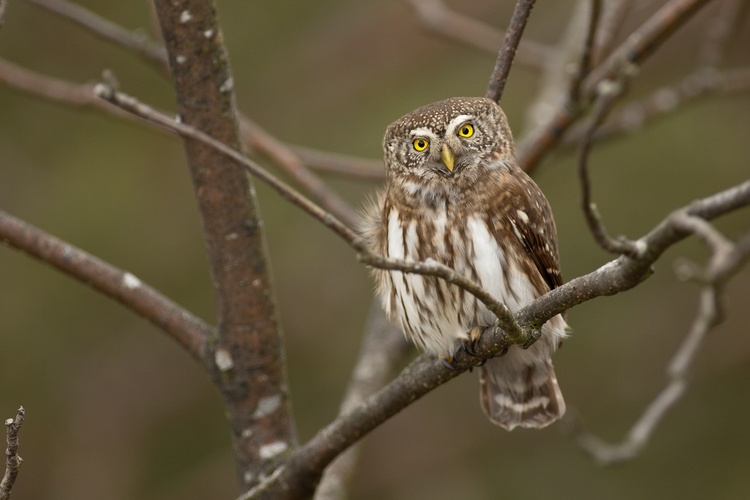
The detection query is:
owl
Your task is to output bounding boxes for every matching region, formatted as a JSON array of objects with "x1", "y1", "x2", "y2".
[{"x1": 362, "y1": 97, "x2": 568, "y2": 430}]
